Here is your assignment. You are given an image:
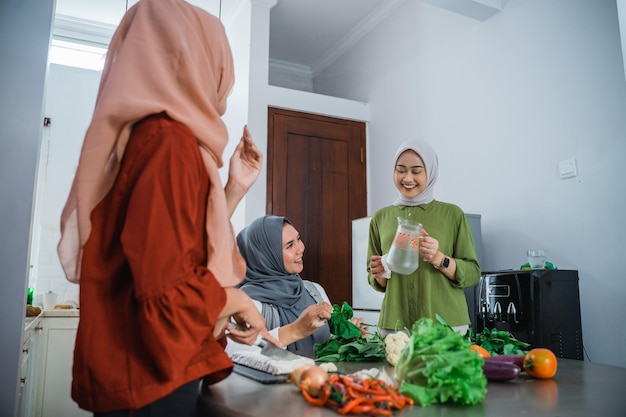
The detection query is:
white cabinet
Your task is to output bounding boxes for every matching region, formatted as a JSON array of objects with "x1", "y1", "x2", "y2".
[
  {"x1": 40, "y1": 316, "x2": 90, "y2": 417},
  {"x1": 18, "y1": 316, "x2": 44, "y2": 417}
]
